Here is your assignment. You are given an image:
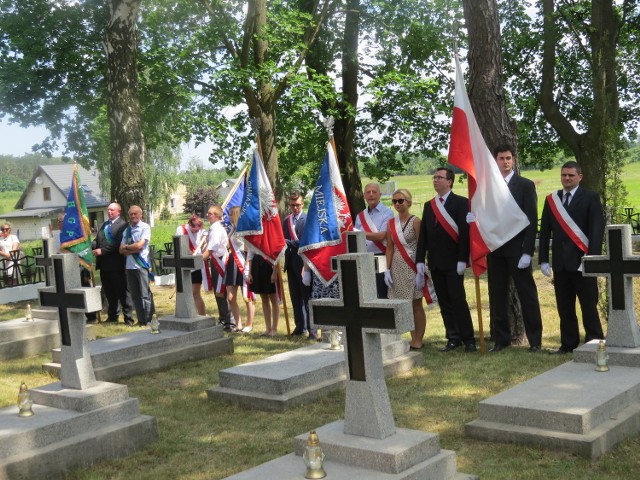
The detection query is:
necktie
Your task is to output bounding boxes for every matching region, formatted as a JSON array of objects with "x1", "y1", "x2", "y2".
[
  {"x1": 563, "y1": 192, "x2": 571, "y2": 206},
  {"x1": 439, "y1": 197, "x2": 444, "y2": 203}
]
